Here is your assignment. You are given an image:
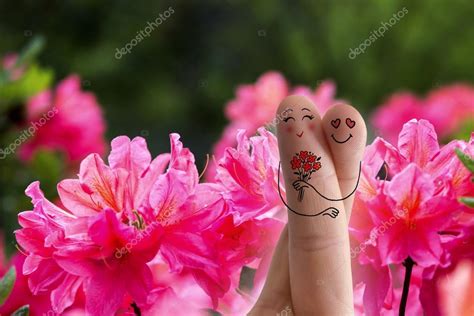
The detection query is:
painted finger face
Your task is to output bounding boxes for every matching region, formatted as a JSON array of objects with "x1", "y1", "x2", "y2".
[
  {"x1": 323, "y1": 103, "x2": 366, "y2": 148},
  {"x1": 329, "y1": 117, "x2": 356, "y2": 144},
  {"x1": 278, "y1": 103, "x2": 317, "y2": 140}
]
